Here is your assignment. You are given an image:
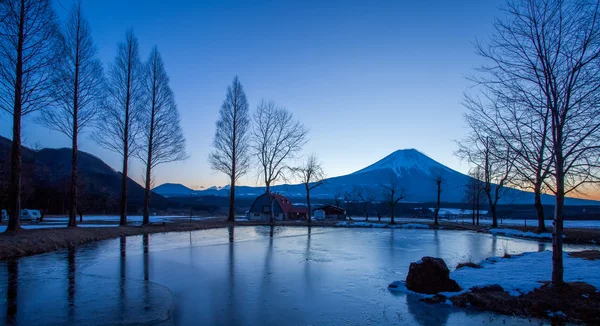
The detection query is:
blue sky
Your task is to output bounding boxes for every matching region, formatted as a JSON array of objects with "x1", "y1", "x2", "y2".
[{"x1": 1, "y1": 0, "x2": 505, "y2": 189}]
